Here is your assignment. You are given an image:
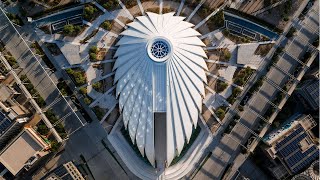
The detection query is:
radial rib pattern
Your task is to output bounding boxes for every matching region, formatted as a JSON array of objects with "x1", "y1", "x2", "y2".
[{"x1": 114, "y1": 12, "x2": 208, "y2": 167}]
